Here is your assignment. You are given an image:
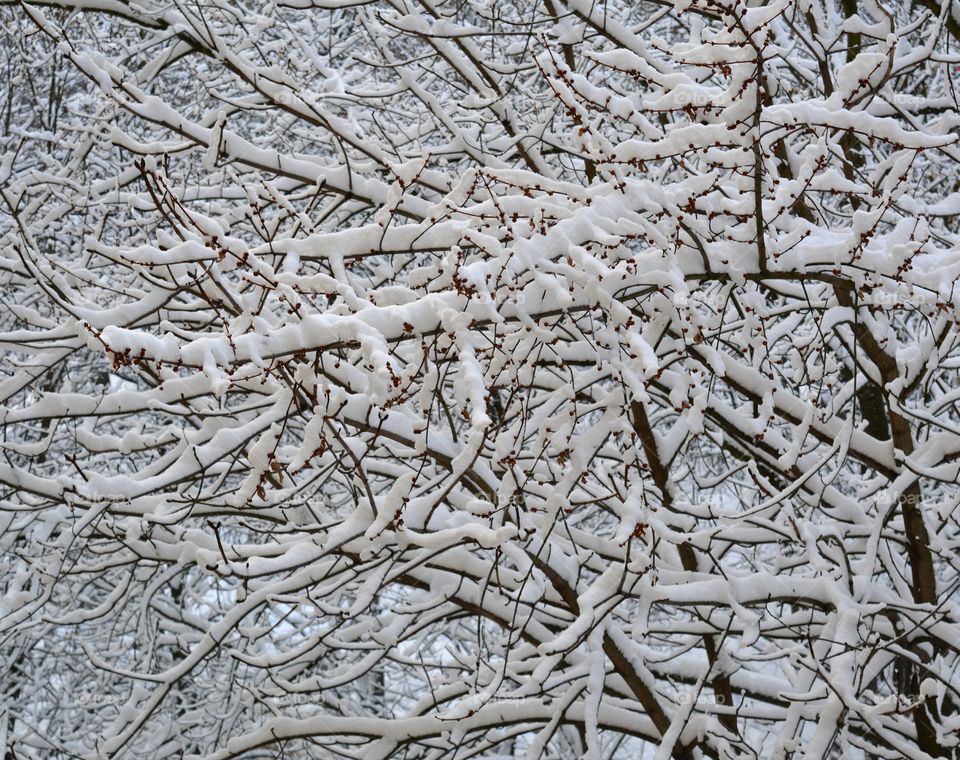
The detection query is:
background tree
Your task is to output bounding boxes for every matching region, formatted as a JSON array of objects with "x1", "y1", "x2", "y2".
[{"x1": 1, "y1": 0, "x2": 960, "y2": 758}]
